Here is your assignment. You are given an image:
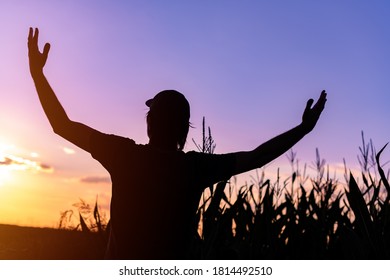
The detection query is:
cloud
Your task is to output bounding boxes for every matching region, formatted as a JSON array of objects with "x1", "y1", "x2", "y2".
[
  {"x1": 0, "y1": 157, "x2": 13, "y2": 165},
  {"x1": 39, "y1": 163, "x2": 53, "y2": 172},
  {"x1": 80, "y1": 176, "x2": 111, "y2": 184},
  {"x1": 30, "y1": 152, "x2": 39, "y2": 158},
  {"x1": 0, "y1": 155, "x2": 54, "y2": 173},
  {"x1": 63, "y1": 147, "x2": 76, "y2": 155}
]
